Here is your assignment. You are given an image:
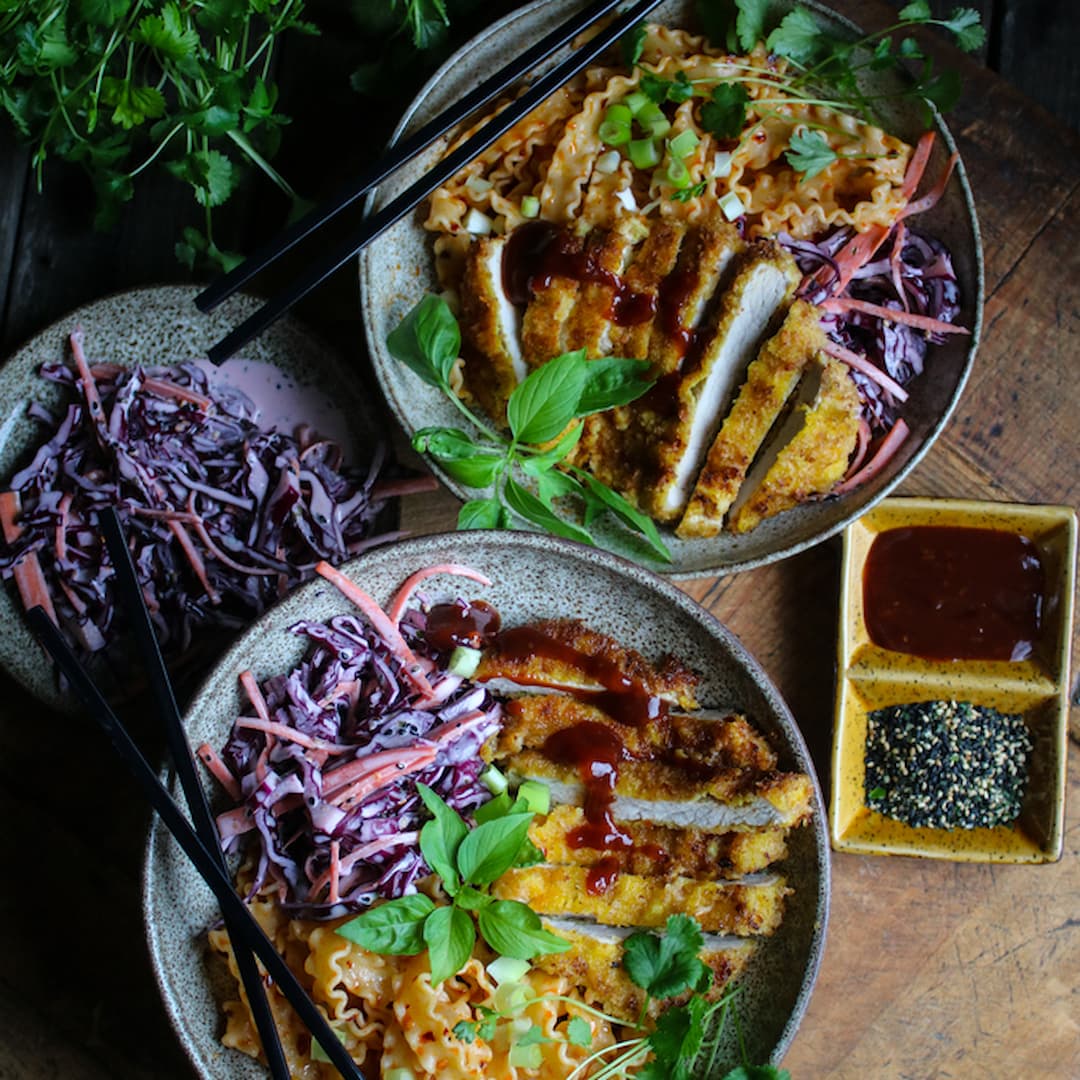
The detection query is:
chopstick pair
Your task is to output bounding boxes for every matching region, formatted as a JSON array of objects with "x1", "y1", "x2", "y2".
[
  {"x1": 197, "y1": 0, "x2": 666, "y2": 365},
  {"x1": 28, "y1": 507, "x2": 366, "y2": 1080}
]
